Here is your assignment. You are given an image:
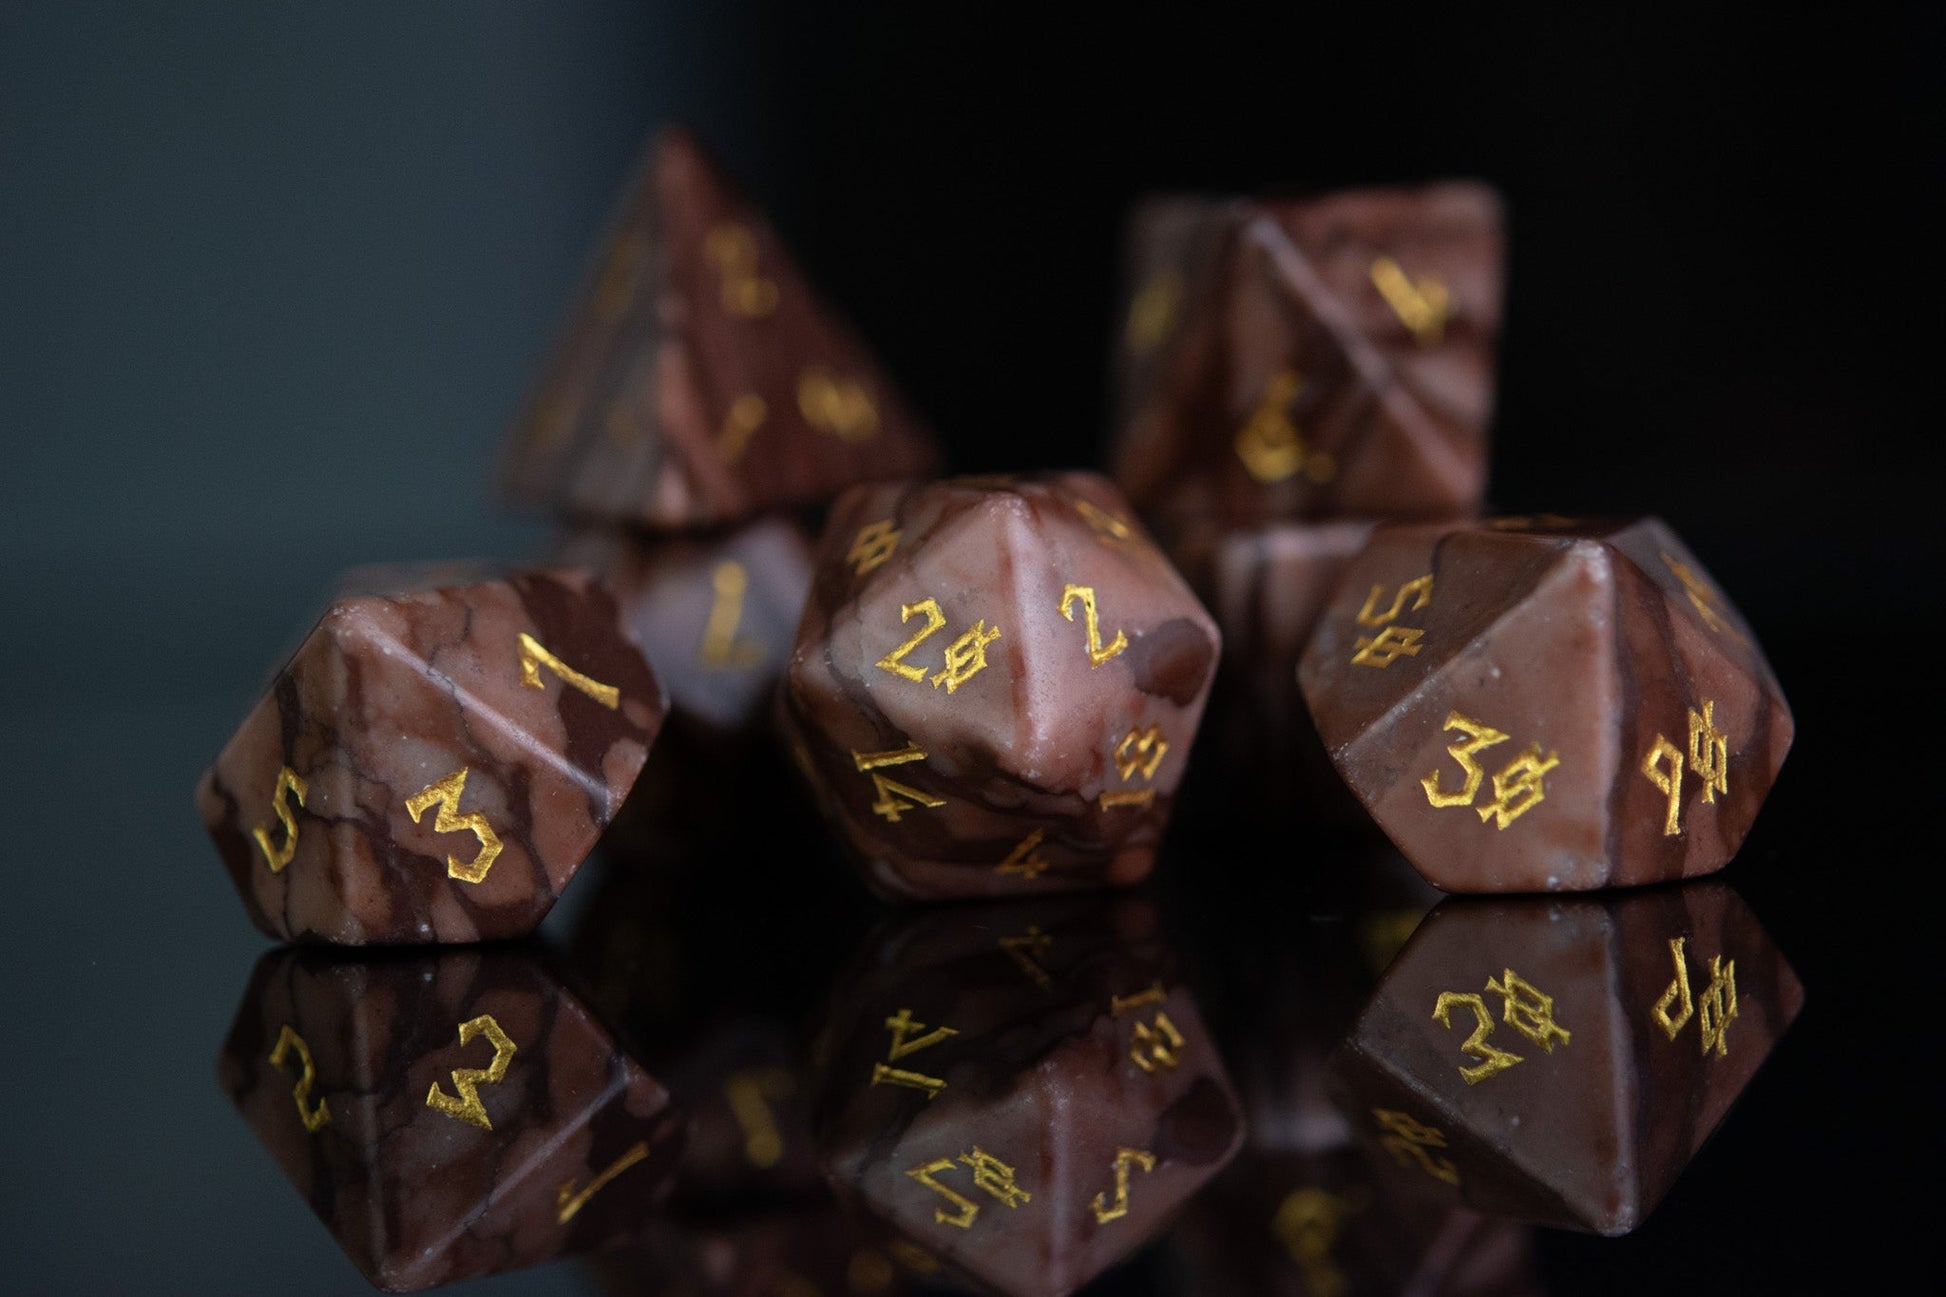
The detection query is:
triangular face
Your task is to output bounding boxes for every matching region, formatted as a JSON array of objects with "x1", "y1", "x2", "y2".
[
  {"x1": 1325, "y1": 533, "x2": 1623, "y2": 892},
  {"x1": 501, "y1": 129, "x2": 937, "y2": 528}
]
